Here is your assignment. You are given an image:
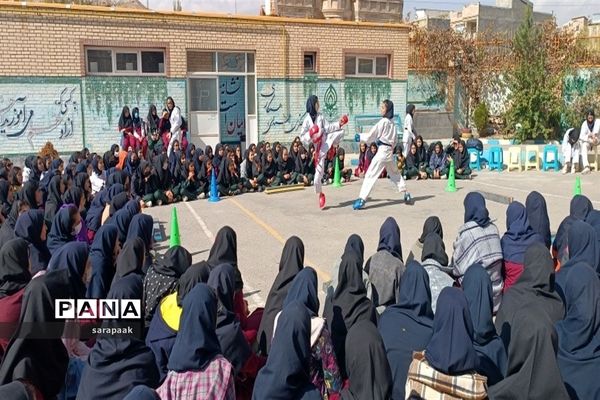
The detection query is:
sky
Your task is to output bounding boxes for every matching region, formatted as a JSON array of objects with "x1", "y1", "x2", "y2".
[{"x1": 146, "y1": 0, "x2": 599, "y2": 25}]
